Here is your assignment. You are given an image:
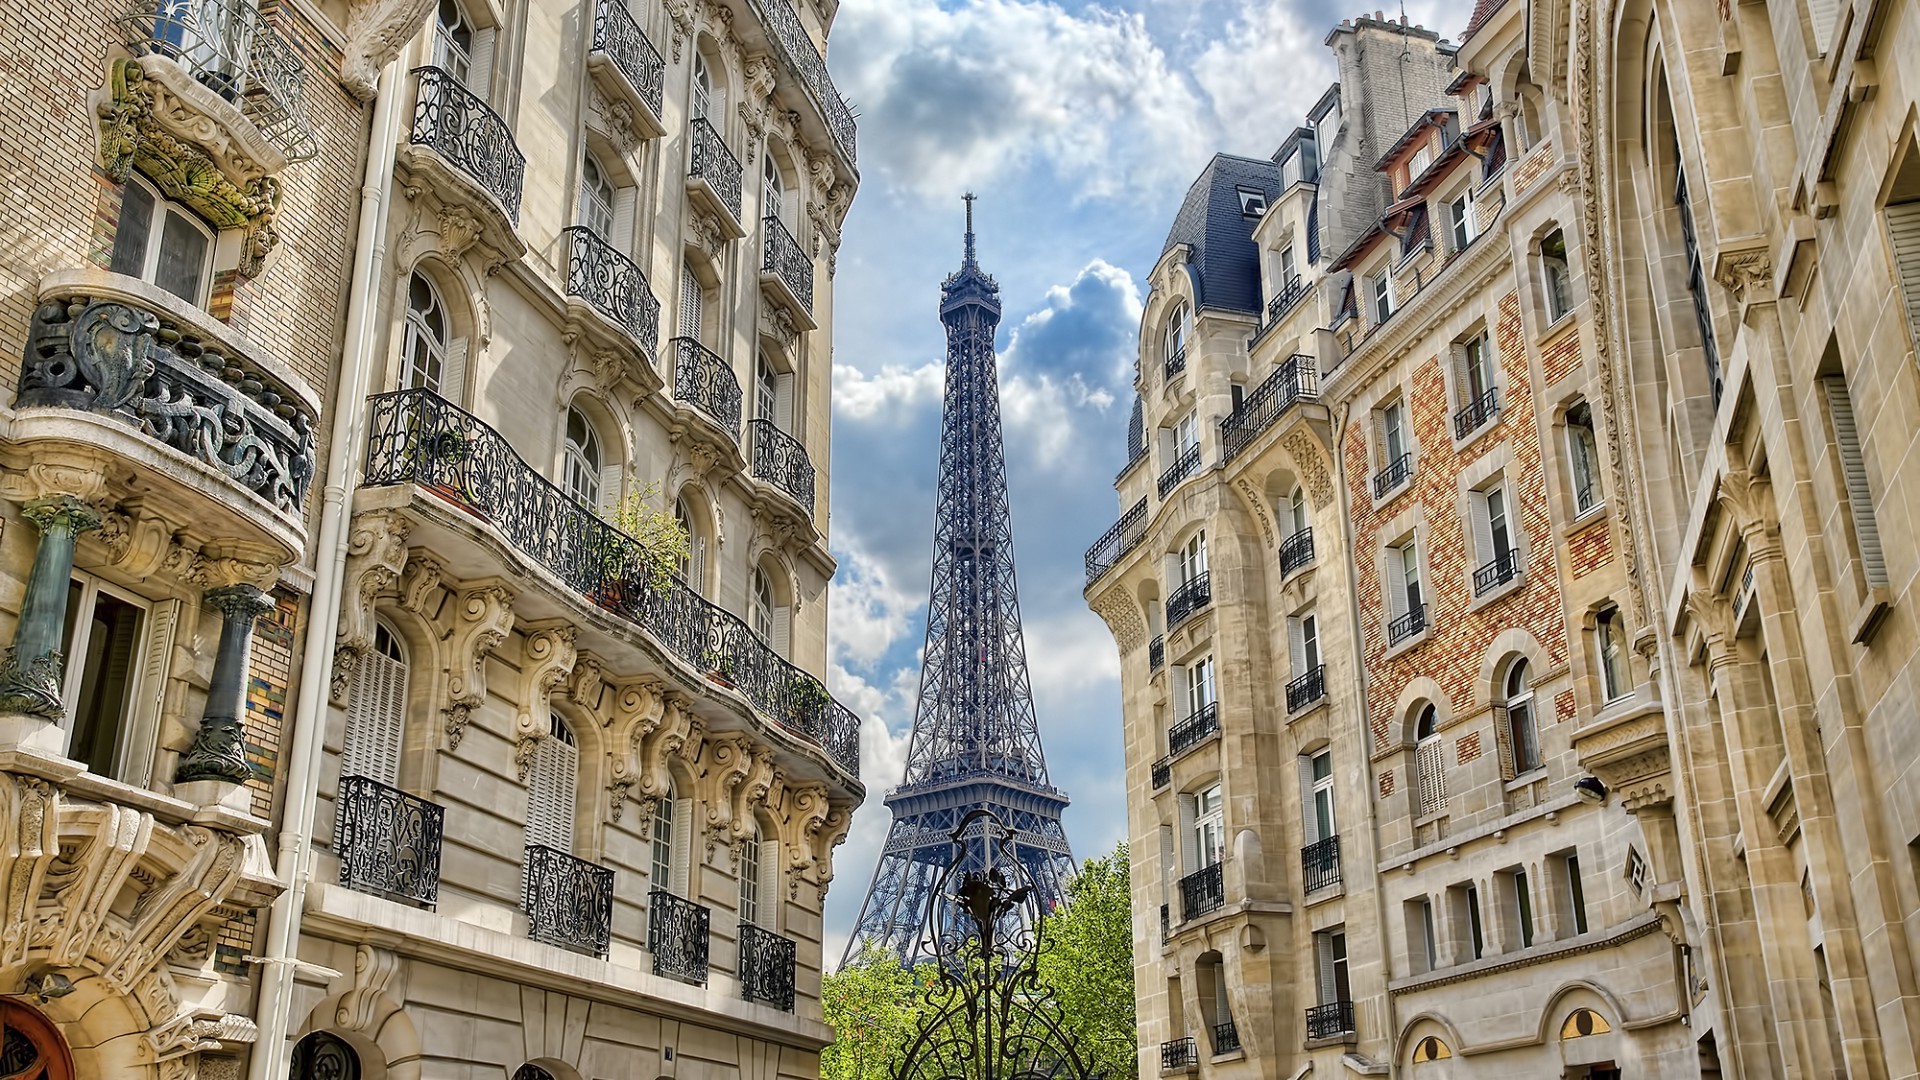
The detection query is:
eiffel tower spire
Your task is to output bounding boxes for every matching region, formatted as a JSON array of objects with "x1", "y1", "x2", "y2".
[{"x1": 843, "y1": 197, "x2": 1075, "y2": 965}]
